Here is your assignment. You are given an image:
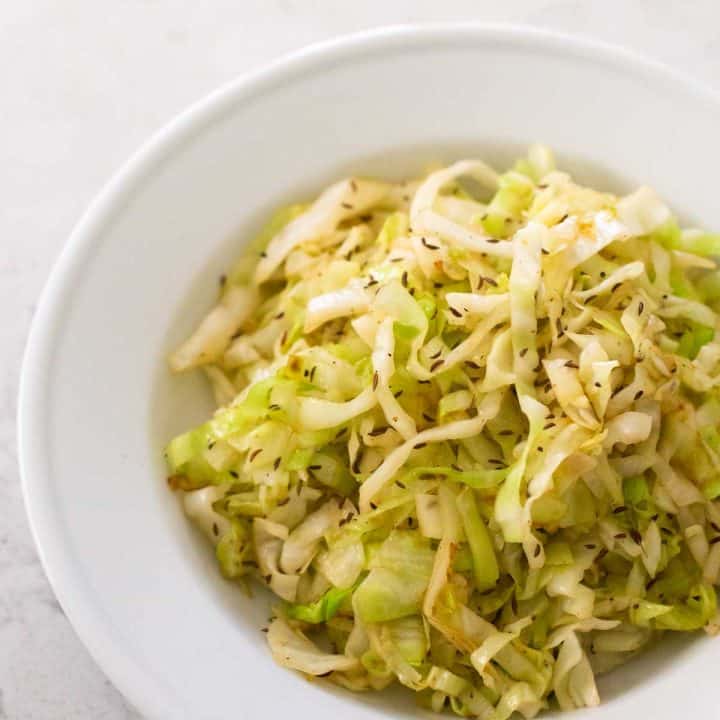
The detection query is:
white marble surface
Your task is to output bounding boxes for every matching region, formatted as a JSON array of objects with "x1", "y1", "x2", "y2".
[{"x1": 2, "y1": 1, "x2": 719, "y2": 717}]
